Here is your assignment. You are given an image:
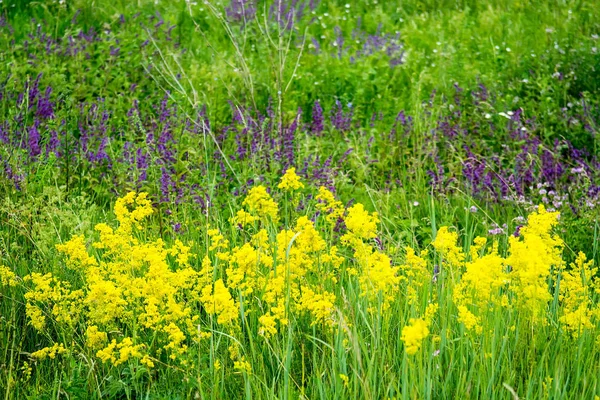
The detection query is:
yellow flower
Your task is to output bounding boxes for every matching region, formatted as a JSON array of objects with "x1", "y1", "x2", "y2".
[
  {"x1": 230, "y1": 210, "x2": 258, "y2": 227},
  {"x1": 200, "y1": 279, "x2": 239, "y2": 325},
  {"x1": 358, "y1": 251, "x2": 400, "y2": 311},
  {"x1": 339, "y1": 374, "x2": 349, "y2": 387},
  {"x1": 55, "y1": 235, "x2": 97, "y2": 270},
  {"x1": 25, "y1": 304, "x2": 46, "y2": 331},
  {"x1": 424, "y1": 303, "x2": 438, "y2": 324},
  {"x1": 86, "y1": 325, "x2": 108, "y2": 350},
  {"x1": 558, "y1": 252, "x2": 597, "y2": 337},
  {"x1": 114, "y1": 192, "x2": 154, "y2": 234},
  {"x1": 295, "y1": 216, "x2": 326, "y2": 253},
  {"x1": 401, "y1": 318, "x2": 429, "y2": 355},
  {"x1": 316, "y1": 186, "x2": 344, "y2": 226},
  {"x1": 140, "y1": 355, "x2": 155, "y2": 368},
  {"x1": 0, "y1": 265, "x2": 18, "y2": 287},
  {"x1": 164, "y1": 323, "x2": 188, "y2": 359},
  {"x1": 457, "y1": 305, "x2": 482, "y2": 334},
  {"x1": 234, "y1": 358, "x2": 252, "y2": 374},
  {"x1": 258, "y1": 313, "x2": 278, "y2": 337},
  {"x1": 297, "y1": 287, "x2": 336, "y2": 326},
  {"x1": 242, "y1": 186, "x2": 280, "y2": 223},
  {"x1": 97, "y1": 337, "x2": 144, "y2": 366},
  {"x1": 433, "y1": 227, "x2": 465, "y2": 269},
  {"x1": 399, "y1": 247, "x2": 429, "y2": 305},
  {"x1": 31, "y1": 343, "x2": 68, "y2": 360},
  {"x1": 342, "y1": 203, "x2": 379, "y2": 241},
  {"x1": 278, "y1": 167, "x2": 304, "y2": 191},
  {"x1": 507, "y1": 205, "x2": 563, "y2": 325},
  {"x1": 207, "y1": 228, "x2": 230, "y2": 251}
]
